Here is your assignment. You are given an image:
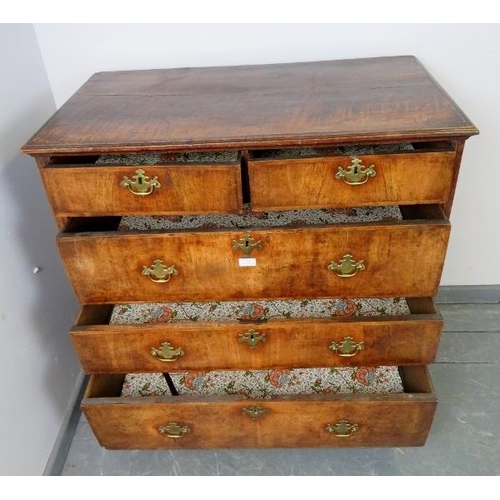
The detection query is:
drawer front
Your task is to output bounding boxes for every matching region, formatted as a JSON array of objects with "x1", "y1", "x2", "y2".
[
  {"x1": 41, "y1": 164, "x2": 242, "y2": 215},
  {"x1": 248, "y1": 151, "x2": 455, "y2": 210},
  {"x1": 82, "y1": 368, "x2": 436, "y2": 449},
  {"x1": 71, "y1": 304, "x2": 442, "y2": 373},
  {"x1": 58, "y1": 221, "x2": 450, "y2": 303}
]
